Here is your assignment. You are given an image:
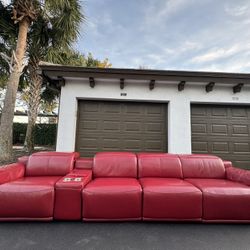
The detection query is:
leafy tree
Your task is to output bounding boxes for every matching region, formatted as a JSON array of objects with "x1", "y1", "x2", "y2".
[
  {"x1": 45, "y1": 49, "x2": 112, "y2": 68},
  {"x1": 0, "y1": 0, "x2": 84, "y2": 158},
  {"x1": 23, "y1": 49, "x2": 111, "y2": 153},
  {"x1": 0, "y1": 0, "x2": 37, "y2": 161}
]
